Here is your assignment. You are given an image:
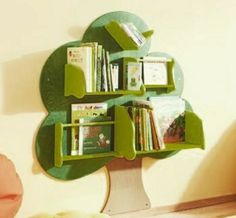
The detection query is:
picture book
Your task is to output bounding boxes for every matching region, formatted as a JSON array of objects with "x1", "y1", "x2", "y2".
[
  {"x1": 149, "y1": 96, "x2": 185, "y2": 144},
  {"x1": 78, "y1": 116, "x2": 112, "y2": 155},
  {"x1": 67, "y1": 46, "x2": 93, "y2": 92},
  {"x1": 142, "y1": 56, "x2": 168, "y2": 85},
  {"x1": 71, "y1": 102, "x2": 108, "y2": 155},
  {"x1": 126, "y1": 62, "x2": 142, "y2": 90}
]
